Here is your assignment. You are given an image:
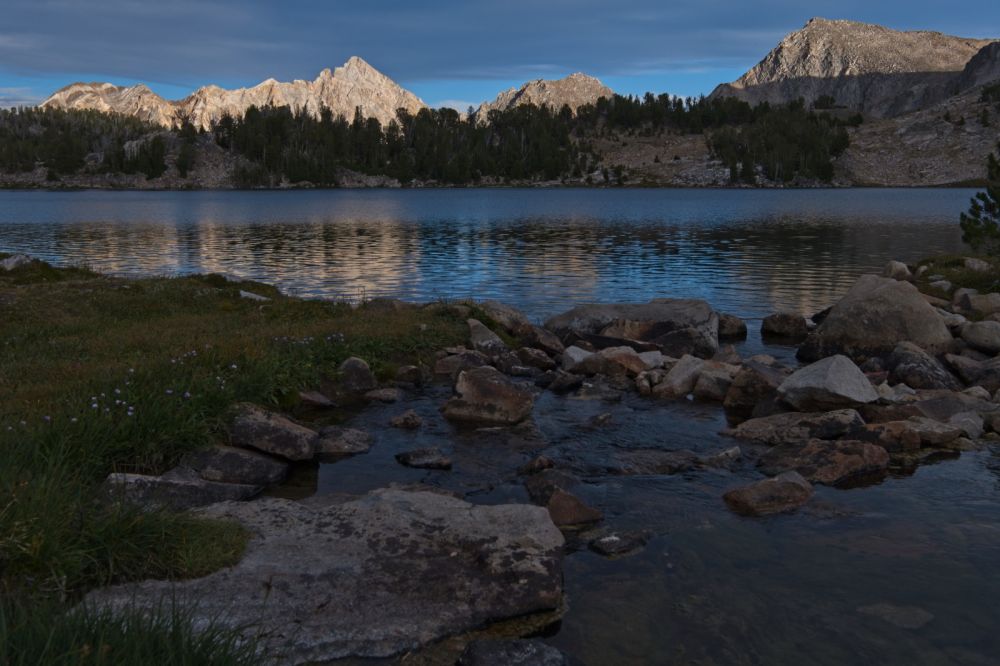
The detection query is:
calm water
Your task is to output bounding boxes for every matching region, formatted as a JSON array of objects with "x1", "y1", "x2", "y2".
[
  {"x1": 3, "y1": 188, "x2": 996, "y2": 664},
  {"x1": 0, "y1": 188, "x2": 972, "y2": 322}
]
